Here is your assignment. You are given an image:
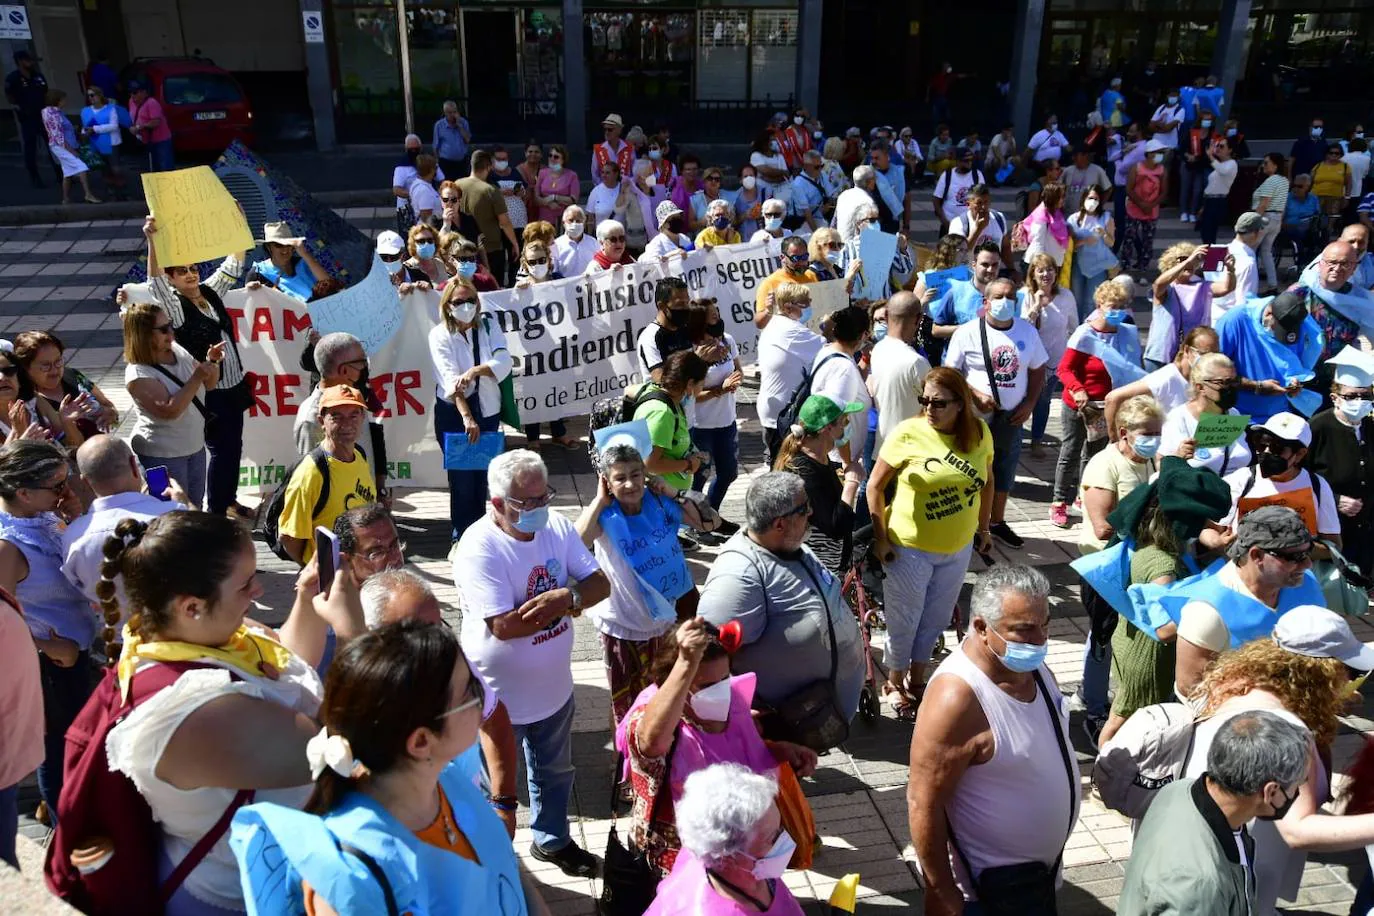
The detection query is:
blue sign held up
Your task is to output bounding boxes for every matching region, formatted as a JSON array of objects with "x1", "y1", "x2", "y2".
[{"x1": 444, "y1": 431, "x2": 506, "y2": 470}]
